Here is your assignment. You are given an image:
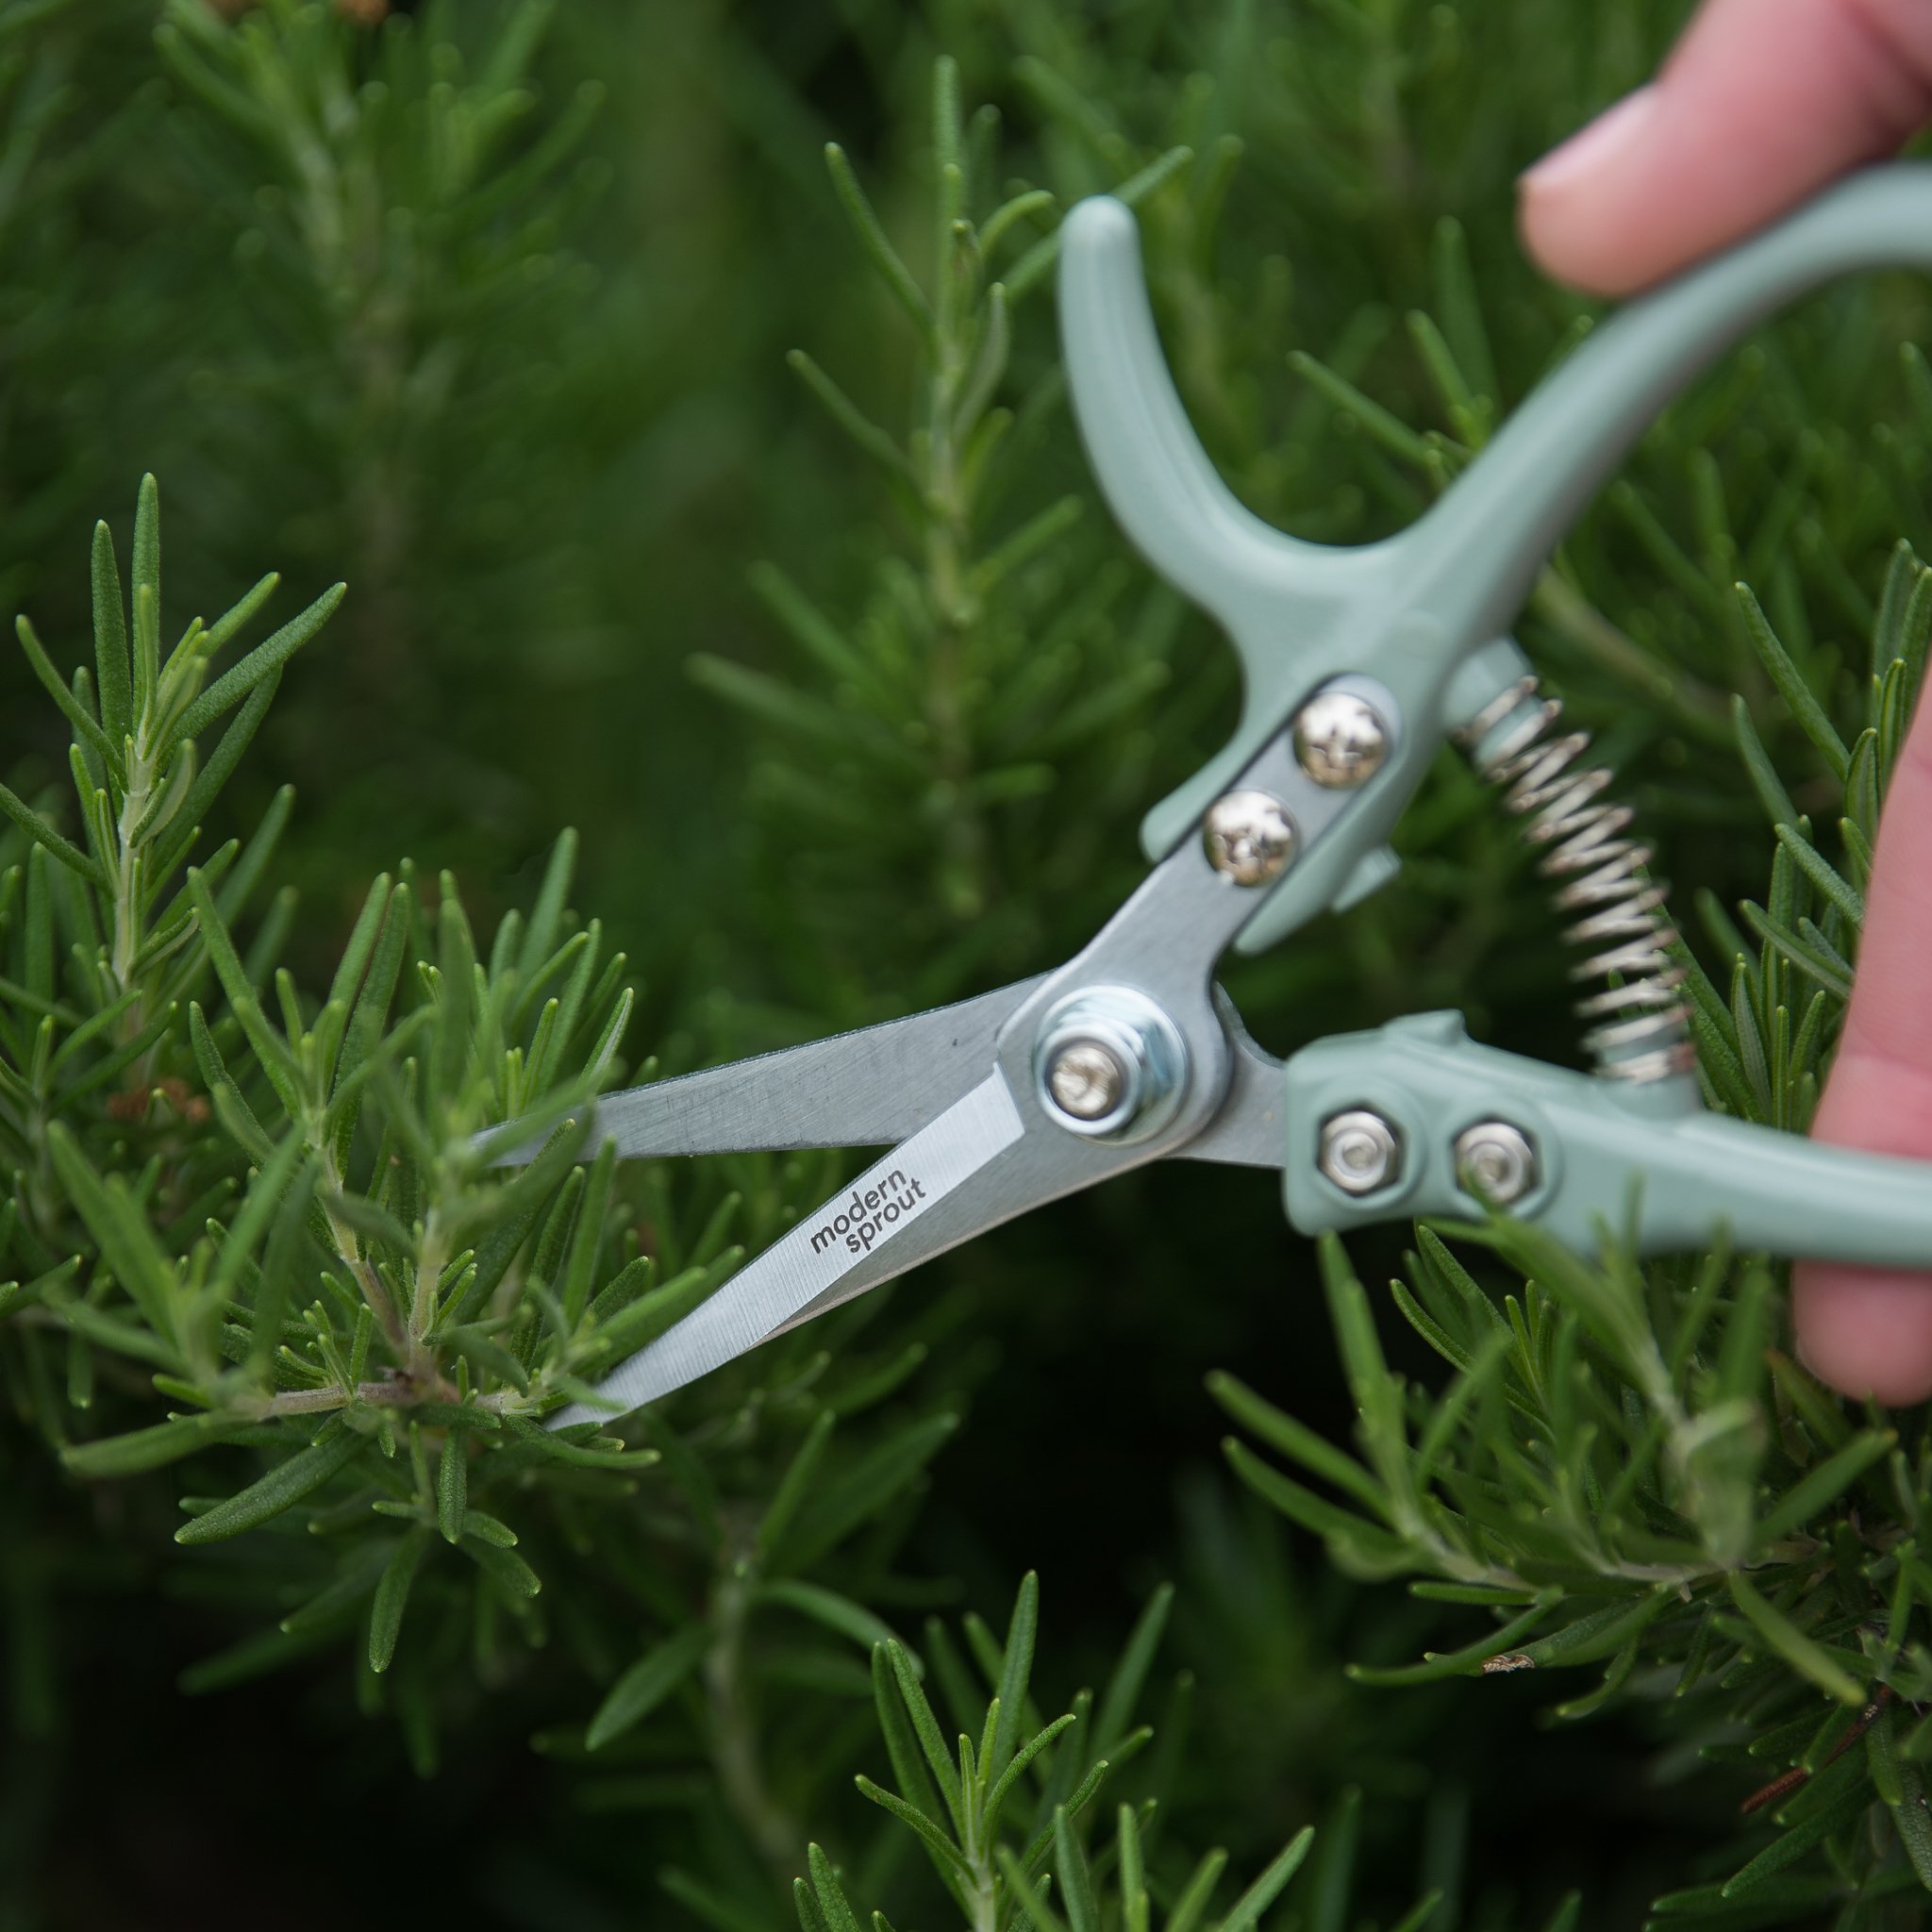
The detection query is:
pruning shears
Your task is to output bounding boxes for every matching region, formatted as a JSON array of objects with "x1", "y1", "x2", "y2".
[{"x1": 508, "y1": 165, "x2": 1932, "y2": 1430}]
